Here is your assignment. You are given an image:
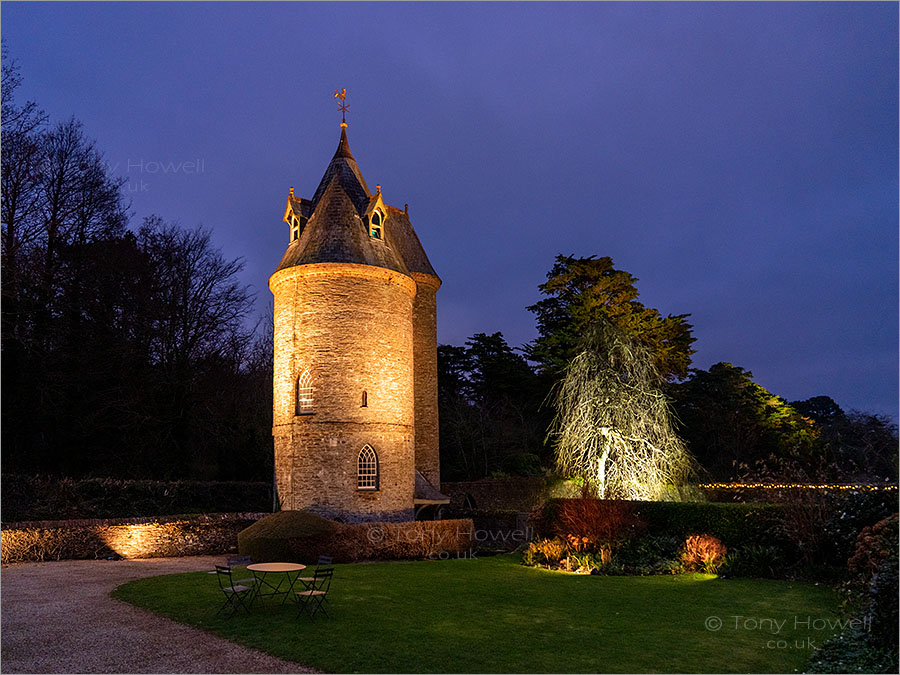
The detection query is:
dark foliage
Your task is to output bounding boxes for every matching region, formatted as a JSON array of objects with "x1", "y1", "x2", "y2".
[
  {"x1": 670, "y1": 365, "x2": 898, "y2": 483},
  {"x1": 791, "y1": 396, "x2": 898, "y2": 483},
  {"x1": 525, "y1": 254, "x2": 695, "y2": 380},
  {"x1": 634, "y1": 500, "x2": 789, "y2": 549},
  {"x1": 807, "y1": 513, "x2": 899, "y2": 673},
  {"x1": 0, "y1": 474, "x2": 272, "y2": 521},
  {"x1": 438, "y1": 332, "x2": 551, "y2": 480},
  {"x1": 669, "y1": 363, "x2": 818, "y2": 480},
  {"x1": 721, "y1": 544, "x2": 786, "y2": 578},
  {"x1": 1, "y1": 59, "x2": 272, "y2": 482},
  {"x1": 535, "y1": 498, "x2": 787, "y2": 551},
  {"x1": 806, "y1": 628, "x2": 897, "y2": 674},
  {"x1": 553, "y1": 497, "x2": 647, "y2": 543},
  {"x1": 846, "y1": 513, "x2": 899, "y2": 651}
]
